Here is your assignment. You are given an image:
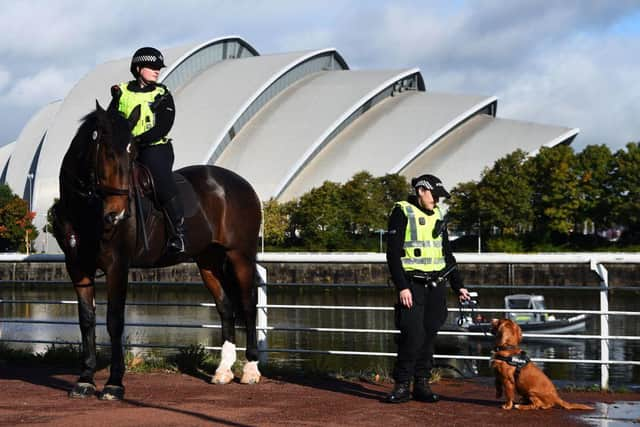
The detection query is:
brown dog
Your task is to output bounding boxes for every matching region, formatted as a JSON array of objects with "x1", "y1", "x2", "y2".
[{"x1": 491, "y1": 318, "x2": 594, "y2": 410}]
